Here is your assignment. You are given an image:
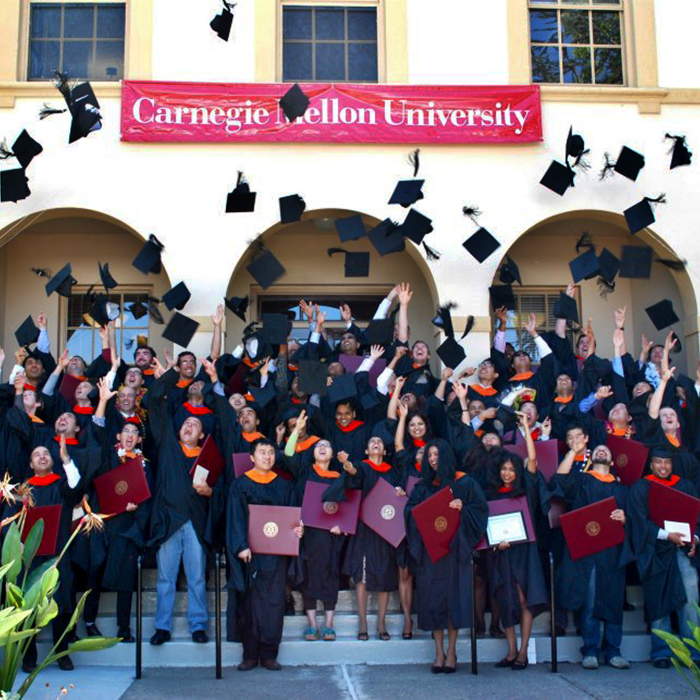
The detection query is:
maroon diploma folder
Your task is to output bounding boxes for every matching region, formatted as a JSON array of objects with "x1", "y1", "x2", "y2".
[
  {"x1": 560, "y1": 497, "x2": 625, "y2": 561},
  {"x1": 406, "y1": 476, "x2": 420, "y2": 497},
  {"x1": 339, "y1": 355, "x2": 387, "y2": 389},
  {"x1": 248, "y1": 505, "x2": 302, "y2": 556},
  {"x1": 410, "y1": 487, "x2": 460, "y2": 564},
  {"x1": 189, "y1": 435, "x2": 225, "y2": 487},
  {"x1": 648, "y1": 481, "x2": 700, "y2": 535},
  {"x1": 300, "y1": 481, "x2": 361, "y2": 534},
  {"x1": 23, "y1": 505, "x2": 62, "y2": 557},
  {"x1": 548, "y1": 497, "x2": 567, "y2": 529},
  {"x1": 506, "y1": 440, "x2": 559, "y2": 482},
  {"x1": 475, "y1": 495, "x2": 536, "y2": 550},
  {"x1": 58, "y1": 374, "x2": 82, "y2": 404},
  {"x1": 359, "y1": 477, "x2": 407, "y2": 548},
  {"x1": 94, "y1": 457, "x2": 151, "y2": 515},
  {"x1": 606, "y1": 436, "x2": 648, "y2": 486},
  {"x1": 233, "y1": 452, "x2": 252, "y2": 478}
]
